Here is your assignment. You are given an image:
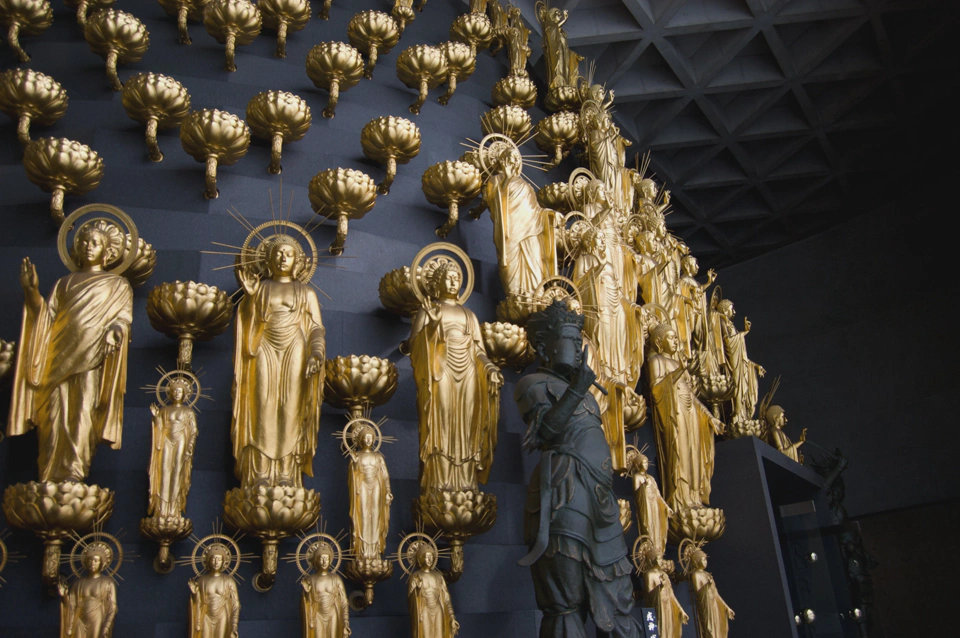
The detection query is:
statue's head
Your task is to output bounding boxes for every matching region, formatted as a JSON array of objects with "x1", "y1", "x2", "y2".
[
  {"x1": 311, "y1": 542, "x2": 335, "y2": 572},
  {"x1": 498, "y1": 145, "x2": 522, "y2": 177},
  {"x1": 203, "y1": 544, "x2": 231, "y2": 573},
  {"x1": 165, "y1": 377, "x2": 192, "y2": 405},
  {"x1": 415, "y1": 543, "x2": 436, "y2": 570},
  {"x1": 625, "y1": 447, "x2": 649, "y2": 474},
  {"x1": 74, "y1": 220, "x2": 125, "y2": 270},
  {"x1": 681, "y1": 255, "x2": 698, "y2": 276},
  {"x1": 357, "y1": 425, "x2": 377, "y2": 451},
  {"x1": 650, "y1": 322, "x2": 679, "y2": 356},
  {"x1": 267, "y1": 237, "x2": 304, "y2": 279},
  {"x1": 638, "y1": 178, "x2": 658, "y2": 201},
  {"x1": 424, "y1": 257, "x2": 462, "y2": 301},
  {"x1": 765, "y1": 405, "x2": 786, "y2": 428},
  {"x1": 581, "y1": 226, "x2": 606, "y2": 256},
  {"x1": 527, "y1": 300, "x2": 586, "y2": 377},
  {"x1": 584, "y1": 179, "x2": 607, "y2": 206},
  {"x1": 81, "y1": 542, "x2": 112, "y2": 575},
  {"x1": 633, "y1": 229, "x2": 657, "y2": 256},
  {"x1": 716, "y1": 299, "x2": 735, "y2": 318},
  {"x1": 691, "y1": 549, "x2": 707, "y2": 570}
]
